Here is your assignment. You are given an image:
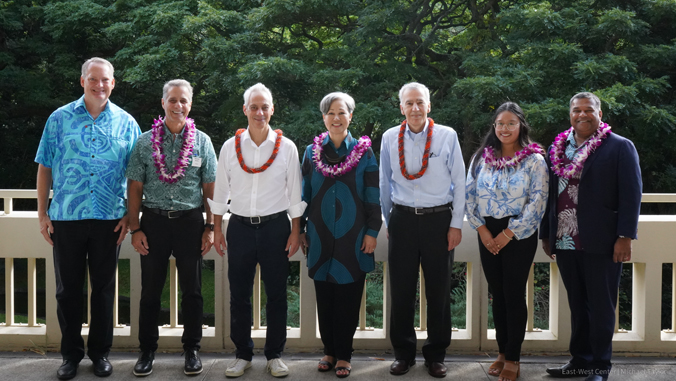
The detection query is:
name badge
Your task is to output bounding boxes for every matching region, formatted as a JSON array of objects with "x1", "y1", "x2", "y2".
[{"x1": 191, "y1": 157, "x2": 202, "y2": 167}]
